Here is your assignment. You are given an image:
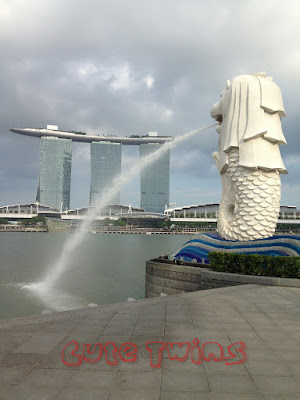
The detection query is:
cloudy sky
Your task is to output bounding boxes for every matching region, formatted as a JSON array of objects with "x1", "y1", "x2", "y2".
[{"x1": 0, "y1": 0, "x2": 299, "y2": 209}]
